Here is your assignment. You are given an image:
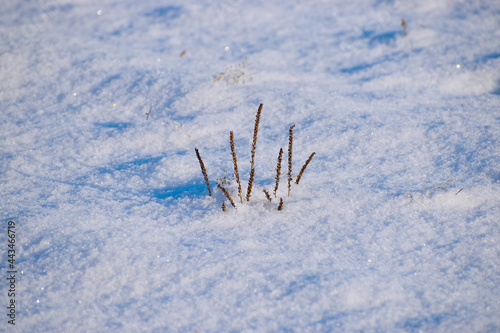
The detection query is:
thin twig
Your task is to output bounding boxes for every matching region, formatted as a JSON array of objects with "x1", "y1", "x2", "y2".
[
  {"x1": 222, "y1": 201, "x2": 227, "y2": 212},
  {"x1": 274, "y1": 148, "x2": 283, "y2": 197},
  {"x1": 246, "y1": 168, "x2": 255, "y2": 201},
  {"x1": 250, "y1": 103, "x2": 263, "y2": 169},
  {"x1": 263, "y1": 189, "x2": 272, "y2": 202},
  {"x1": 195, "y1": 148, "x2": 211, "y2": 196},
  {"x1": 287, "y1": 125, "x2": 295, "y2": 196},
  {"x1": 434, "y1": 179, "x2": 454, "y2": 191},
  {"x1": 218, "y1": 184, "x2": 235, "y2": 208},
  {"x1": 164, "y1": 119, "x2": 191, "y2": 138},
  {"x1": 295, "y1": 152, "x2": 316, "y2": 184},
  {"x1": 247, "y1": 104, "x2": 263, "y2": 201},
  {"x1": 278, "y1": 198, "x2": 284, "y2": 211}
]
